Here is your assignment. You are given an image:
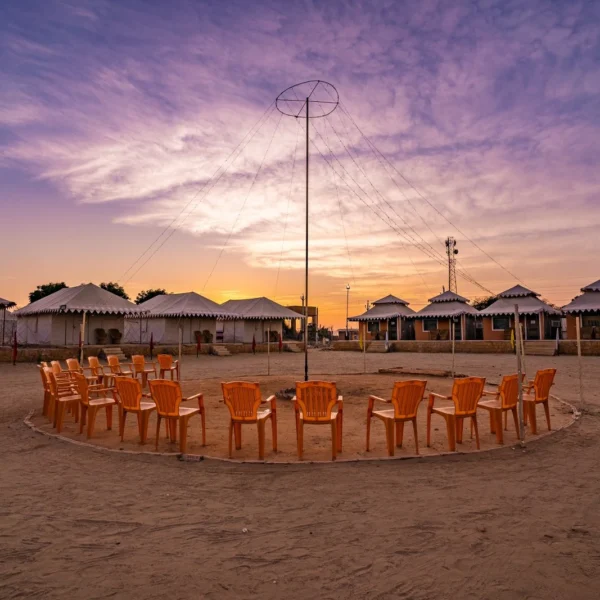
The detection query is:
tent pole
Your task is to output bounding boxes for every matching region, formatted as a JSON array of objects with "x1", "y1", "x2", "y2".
[
  {"x1": 178, "y1": 325, "x2": 183, "y2": 380},
  {"x1": 267, "y1": 323, "x2": 271, "y2": 376},
  {"x1": 2, "y1": 307, "x2": 5, "y2": 346},
  {"x1": 576, "y1": 314, "x2": 584, "y2": 411},
  {"x1": 514, "y1": 304, "x2": 525, "y2": 446},
  {"x1": 451, "y1": 317, "x2": 456, "y2": 378},
  {"x1": 304, "y1": 96, "x2": 309, "y2": 382},
  {"x1": 80, "y1": 311, "x2": 86, "y2": 364}
]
